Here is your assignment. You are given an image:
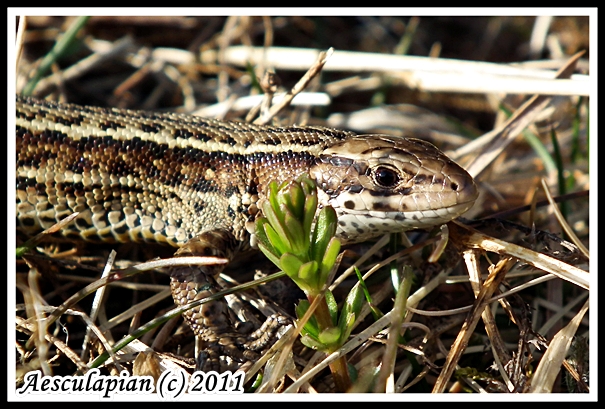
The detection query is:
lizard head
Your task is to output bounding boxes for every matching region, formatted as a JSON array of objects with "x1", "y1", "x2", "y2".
[{"x1": 309, "y1": 135, "x2": 478, "y2": 244}]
